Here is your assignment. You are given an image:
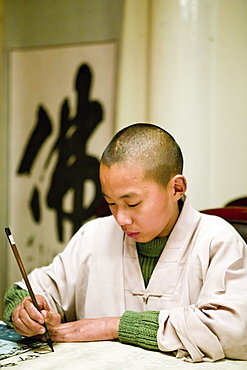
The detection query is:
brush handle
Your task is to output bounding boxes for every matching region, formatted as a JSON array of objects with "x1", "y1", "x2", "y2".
[{"x1": 5, "y1": 227, "x2": 54, "y2": 351}]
